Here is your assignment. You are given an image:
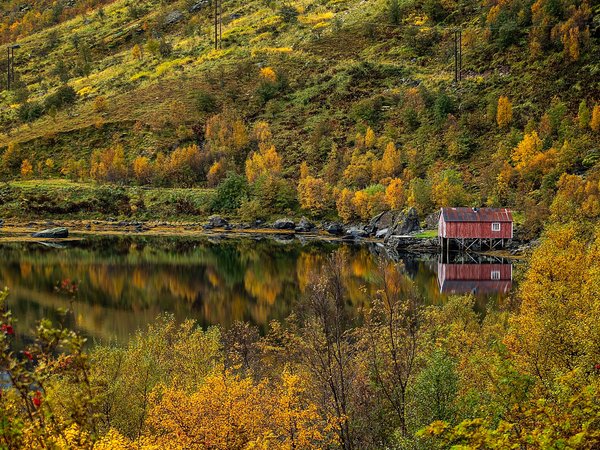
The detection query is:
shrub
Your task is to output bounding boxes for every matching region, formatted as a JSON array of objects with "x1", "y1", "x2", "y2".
[
  {"x1": 93, "y1": 96, "x2": 108, "y2": 113},
  {"x1": 44, "y1": 84, "x2": 77, "y2": 110},
  {"x1": 20, "y1": 159, "x2": 33, "y2": 178},
  {"x1": 279, "y1": 5, "x2": 299, "y2": 23},
  {"x1": 196, "y1": 91, "x2": 218, "y2": 114},
  {"x1": 94, "y1": 185, "x2": 131, "y2": 215},
  {"x1": 18, "y1": 101, "x2": 45, "y2": 122},
  {"x1": 211, "y1": 172, "x2": 248, "y2": 212}
]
